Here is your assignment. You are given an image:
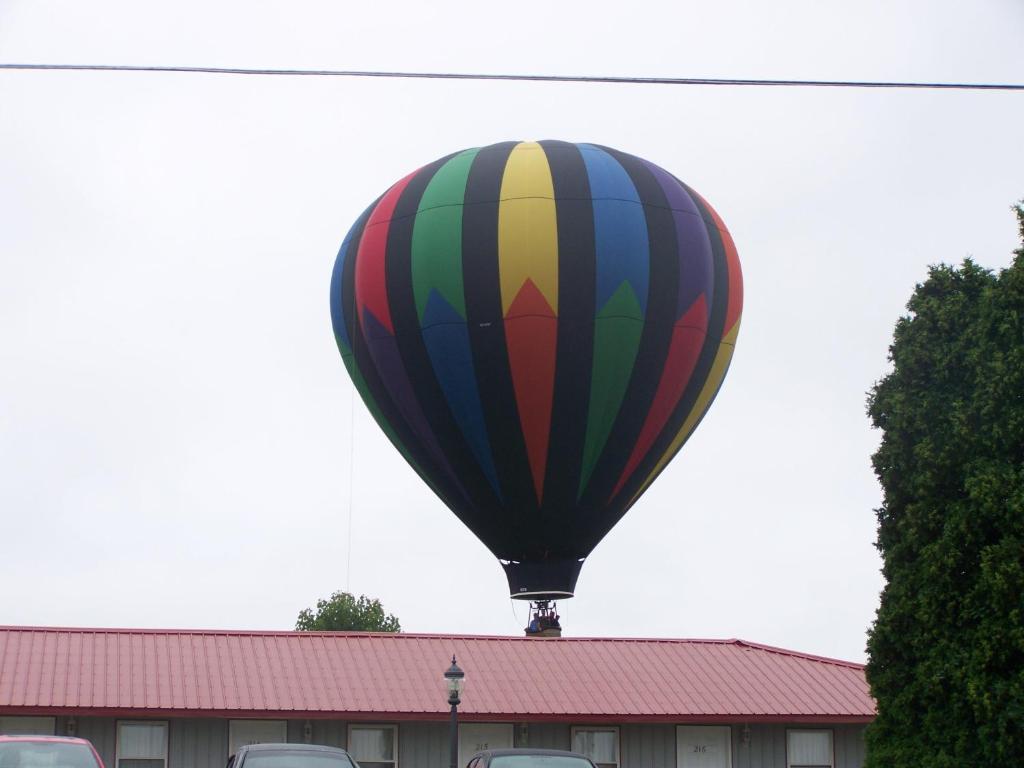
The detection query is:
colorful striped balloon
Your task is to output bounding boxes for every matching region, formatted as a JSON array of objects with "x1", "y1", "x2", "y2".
[{"x1": 330, "y1": 141, "x2": 742, "y2": 600}]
